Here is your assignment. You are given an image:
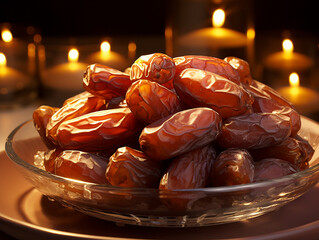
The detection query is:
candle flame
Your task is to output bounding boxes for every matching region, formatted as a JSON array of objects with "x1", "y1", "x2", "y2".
[
  {"x1": 1, "y1": 29, "x2": 13, "y2": 43},
  {"x1": 289, "y1": 72, "x2": 299, "y2": 87},
  {"x1": 0, "y1": 53, "x2": 6, "y2": 67},
  {"x1": 282, "y1": 39, "x2": 294, "y2": 54},
  {"x1": 247, "y1": 28, "x2": 255, "y2": 40},
  {"x1": 212, "y1": 9, "x2": 225, "y2": 28},
  {"x1": 101, "y1": 41, "x2": 111, "y2": 53},
  {"x1": 68, "y1": 48, "x2": 79, "y2": 62}
]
